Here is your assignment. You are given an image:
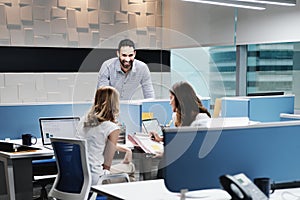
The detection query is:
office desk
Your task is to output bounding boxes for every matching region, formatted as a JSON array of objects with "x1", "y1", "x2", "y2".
[
  {"x1": 91, "y1": 179, "x2": 231, "y2": 200},
  {"x1": 0, "y1": 147, "x2": 53, "y2": 200},
  {"x1": 271, "y1": 187, "x2": 300, "y2": 200}
]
